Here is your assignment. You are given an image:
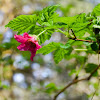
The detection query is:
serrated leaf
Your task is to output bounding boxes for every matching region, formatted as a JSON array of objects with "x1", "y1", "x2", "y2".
[
  {"x1": 54, "y1": 48, "x2": 66, "y2": 64},
  {"x1": 92, "y1": 4, "x2": 100, "y2": 16},
  {"x1": 39, "y1": 29, "x2": 54, "y2": 44},
  {"x1": 53, "y1": 47, "x2": 72, "y2": 64},
  {"x1": 29, "y1": 25, "x2": 42, "y2": 35},
  {"x1": 5, "y1": 14, "x2": 37, "y2": 34},
  {"x1": 38, "y1": 5, "x2": 59, "y2": 24},
  {"x1": 75, "y1": 13, "x2": 86, "y2": 23},
  {"x1": 53, "y1": 13, "x2": 86, "y2": 26},
  {"x1": 70, "y1": 22, "x2": 90, "y2": 37},
  {"x1": 53, "y1": 15, "x2": 77, "y2": 26},
  {"x1": 60, "y1": 43, "x2": 71, "y2": 49},
  {"x1": 36, "y1": 42, "x2": 60, "y2": 55}
]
